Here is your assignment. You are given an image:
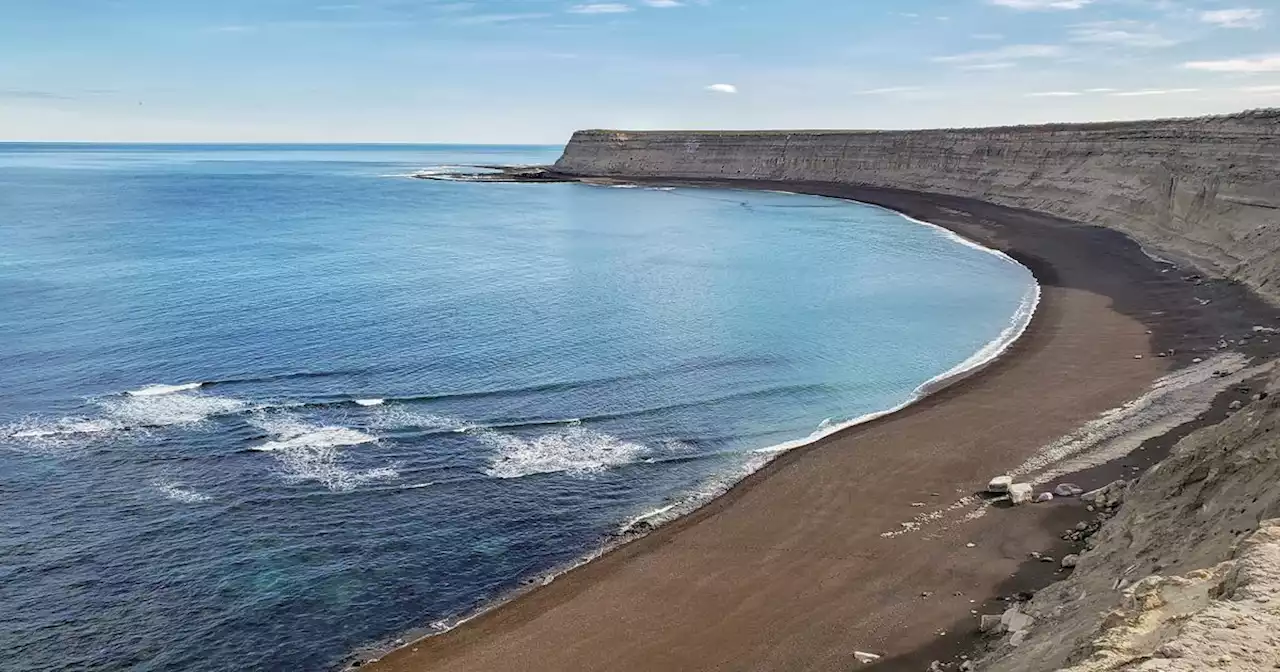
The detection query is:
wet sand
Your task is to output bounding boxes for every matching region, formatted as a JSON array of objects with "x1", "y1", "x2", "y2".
[{"x1": 362, "y1": 182, "x2": 1277, "y2": 672}]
